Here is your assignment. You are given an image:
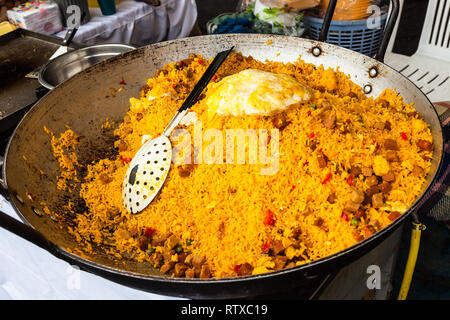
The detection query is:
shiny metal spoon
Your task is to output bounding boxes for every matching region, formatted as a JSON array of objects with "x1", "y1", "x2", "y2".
[{"x1": 122, "y1": 47, "x2": 233, "y2": 214}]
